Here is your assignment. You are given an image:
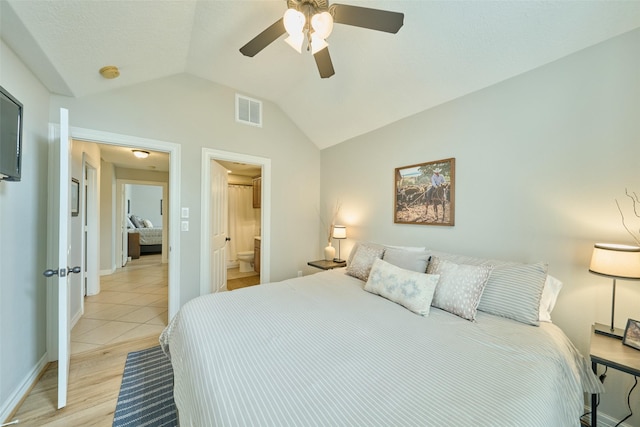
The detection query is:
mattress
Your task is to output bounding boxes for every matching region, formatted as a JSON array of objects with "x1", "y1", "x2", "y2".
[
  {"x1": 129, "y1": 227, "x2": 162, "y2": 245},
  {"x1": 160, "y1": 269, "x2": 602, "y2": 427}
]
